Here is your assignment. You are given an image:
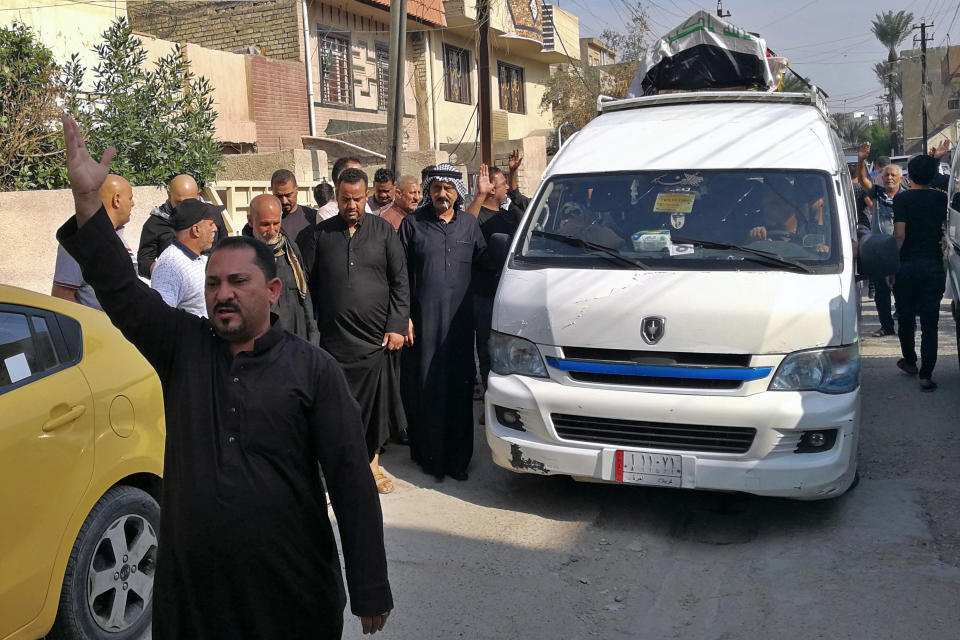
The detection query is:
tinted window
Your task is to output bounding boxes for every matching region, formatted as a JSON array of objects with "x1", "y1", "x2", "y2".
[
  {"x1": 517, "y1": 170, "x2": 842, "y2": 273},
  {"x1": 31, "y1": 316, "x2": 60, "y2": 371},
  {"x1": 0, "y1": 312, "x2": 36, "y2": 389}
]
